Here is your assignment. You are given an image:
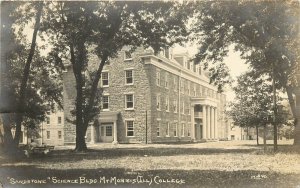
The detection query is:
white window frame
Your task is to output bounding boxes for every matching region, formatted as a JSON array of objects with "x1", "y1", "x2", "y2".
[
  {"x1": 173, "y1": 99, "x2": 177, "y2": 113},
  {"x1": 165, "y1": 96, "x2": 169, "y2": 112},
  {"x1": 165, "y1": 73, "x2": 168, "y2": 88},
  {"x1": 124, "y1": 50, "x2": 133, "y2": 60},
  {"x1": 125, "y1": 69, "x2": 134, "y2": 85},
  {"x1": 166, "y1": 122, "x2": 170, "y2": 137},
  {"x1": 156, "y1": 94, "x2": 161, "y2": 111},
  {"x1": 58, "y1": 131, "x2": 62, "y2": 140},
  {"x1": 57, "y1": 116, "x2": 62, "y2": 125},
  {"x1": 126, "y1": 120, "x2": 134, "y2": 137},
  {"x1": 181, "y1": 123, "x2": 185, "y2": 137},
  {"x1": 181, "y1": 101, "x2": 185, "y2": 114},
  {"x1": 46, "y1": 117, "x2": 50, "y2": 125},
  {"x1": 125, "y1": 94, "x2": 134, "y2": 110},
  {"x1": 173, "y1": 76, "x2": 177, "y2": 91},
  {"x1": 101, "y1": 71, "x2": 109, "y2": 87},
  {"x1": 102, "y1": 95, "x2": 110, "y2": 111},
  {"x1": 157, "y1": 120, "x2": 160, "y2": 137},
  {"x1": 174, "y1": 123, "x2": 178, "y2": 137},
  {"x1": 156, "y1": 70, "x2": 161, "y2": 86}
]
